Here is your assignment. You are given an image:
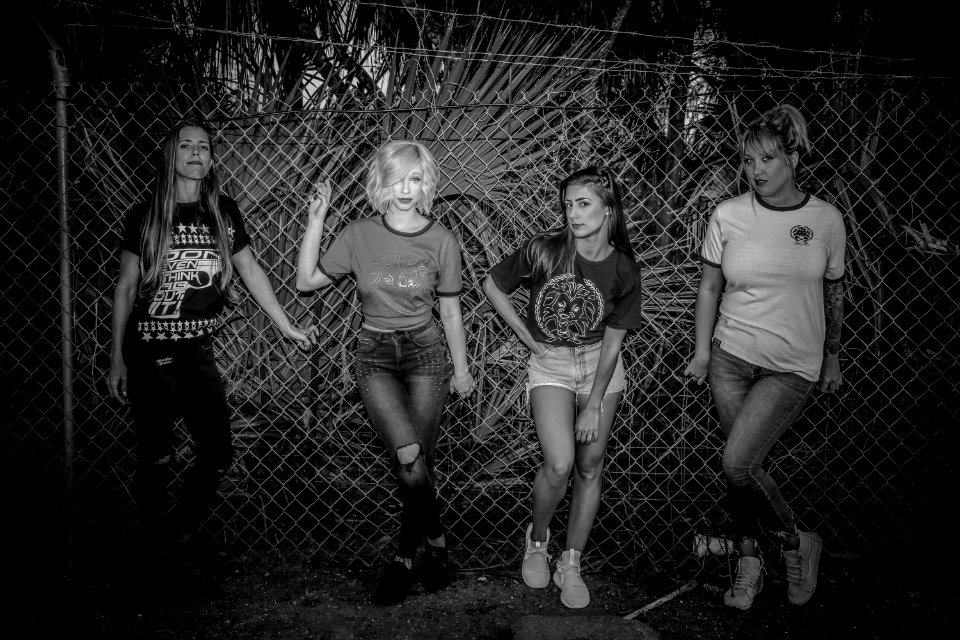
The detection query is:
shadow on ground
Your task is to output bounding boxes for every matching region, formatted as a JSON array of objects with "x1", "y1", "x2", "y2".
[{"x1": 9, "y1": 541, "x2": 956, "y2": 640}]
